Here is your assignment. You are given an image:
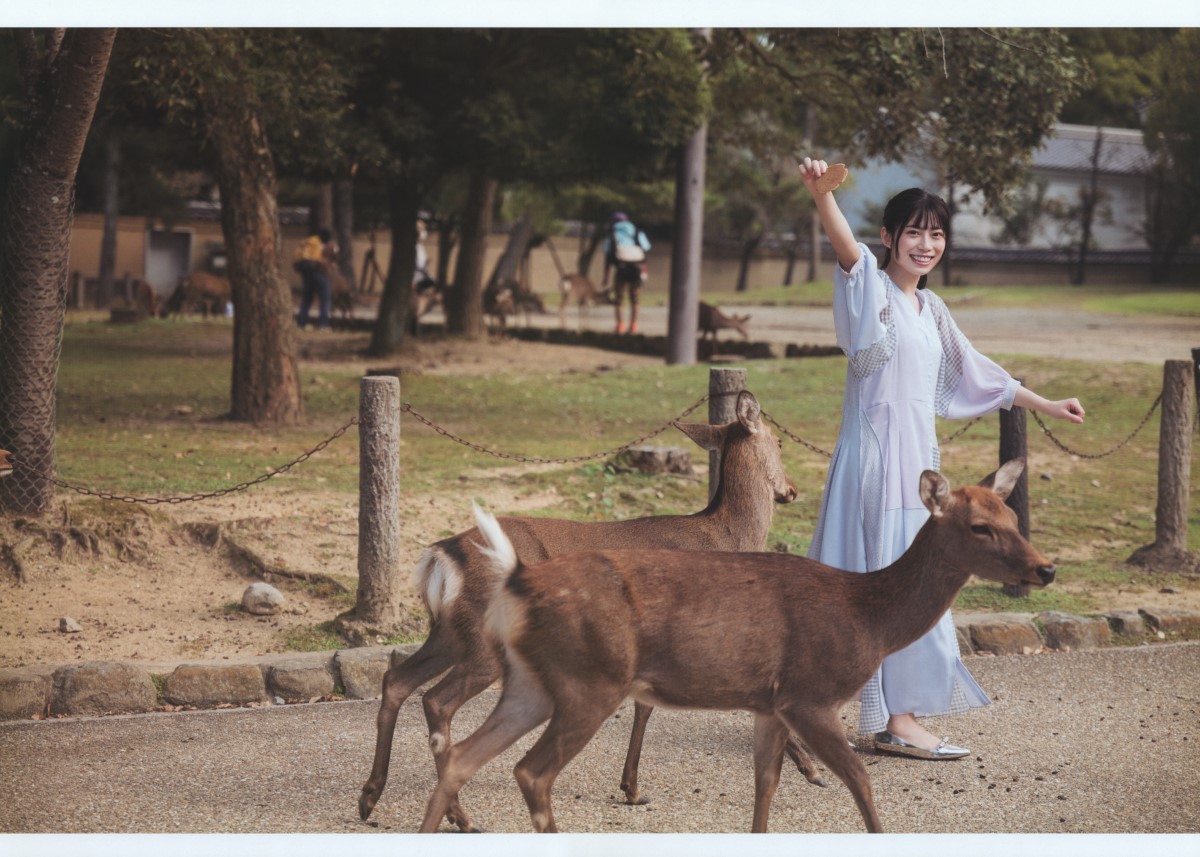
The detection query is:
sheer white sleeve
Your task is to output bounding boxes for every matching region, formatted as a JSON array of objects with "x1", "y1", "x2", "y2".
[
  {"x1": 833, "y1": 243, "x2": 894, "y2": 379},
  {"x1": 929, "y1": 293, "x2": 1021, "y2": 419}
]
